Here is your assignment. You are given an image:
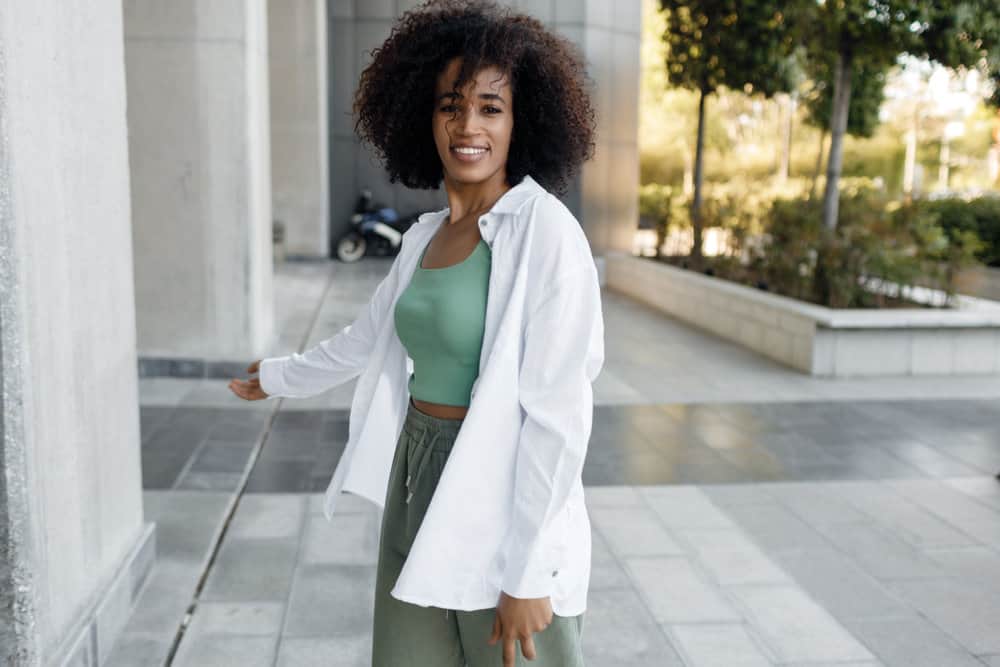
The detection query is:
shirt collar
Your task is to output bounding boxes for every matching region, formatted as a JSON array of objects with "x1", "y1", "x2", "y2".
[{"x1": 417, "y1": 174, "x2": 546, "y2": 225}]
